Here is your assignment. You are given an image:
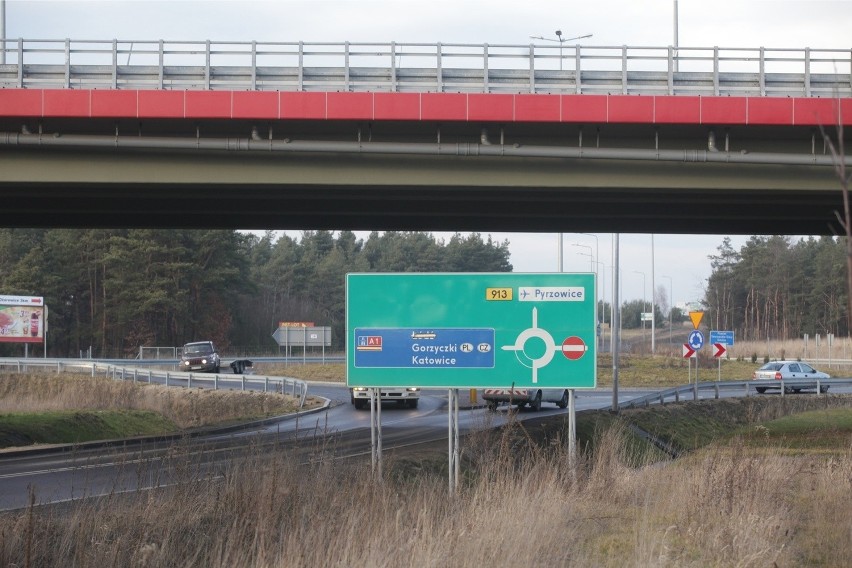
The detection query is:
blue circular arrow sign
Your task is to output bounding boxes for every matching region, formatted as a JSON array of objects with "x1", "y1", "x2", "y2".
[{"x1": 688, "y1": 330, "x2": 705, "y2": 350}]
